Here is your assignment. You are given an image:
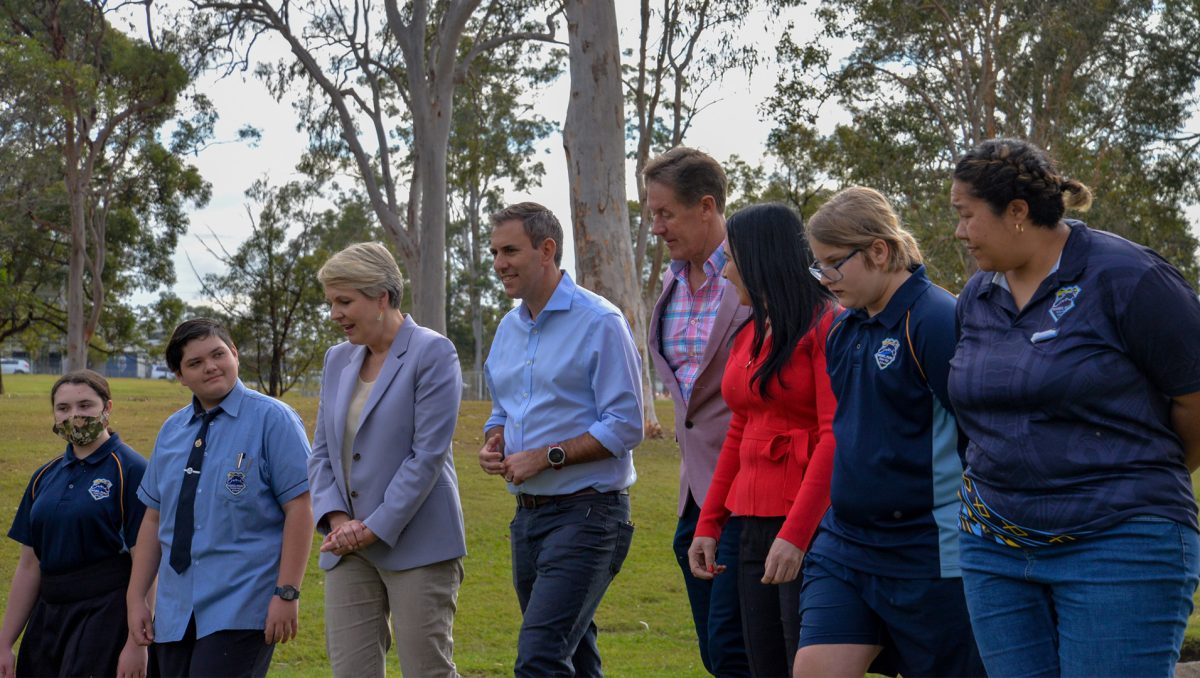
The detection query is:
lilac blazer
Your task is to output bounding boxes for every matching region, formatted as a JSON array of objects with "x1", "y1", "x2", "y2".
[
  {"x1": 649, "y1": 268, "x2": 750, "y2": 516},
  {"x1": 307, "y1": 315, "x2": 466, "y2": 571}
]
